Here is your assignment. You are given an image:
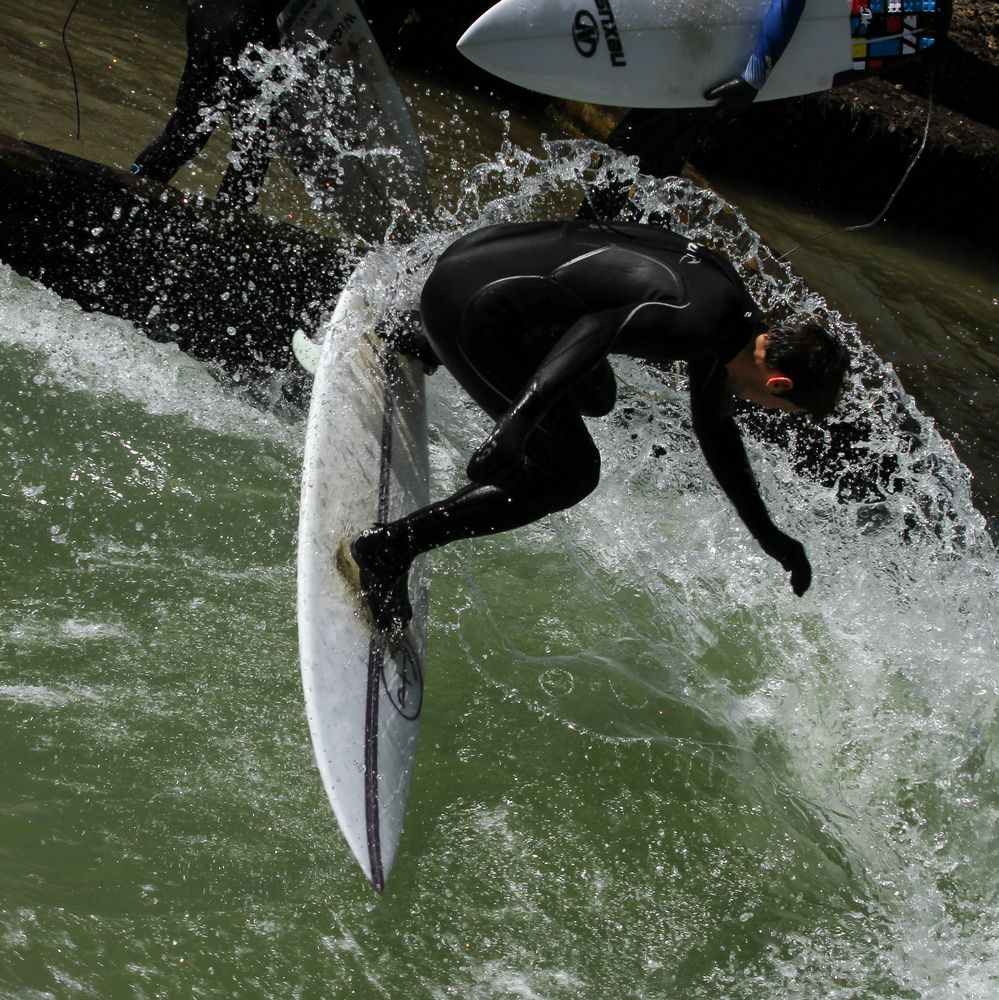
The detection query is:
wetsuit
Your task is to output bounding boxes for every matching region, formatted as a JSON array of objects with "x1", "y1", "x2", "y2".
[
  {"x1": 133, "y1": 0, "x2": 286, "y2": 205},
  {"x1": 356, "y1": 221, "x2": 810, "y2": 627},
  {"x1": 744, "y1": 0, "x2": 808, "y2": 90}
]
